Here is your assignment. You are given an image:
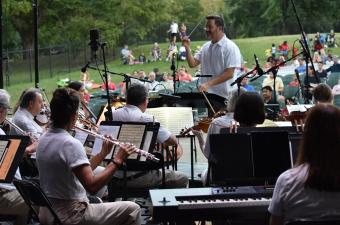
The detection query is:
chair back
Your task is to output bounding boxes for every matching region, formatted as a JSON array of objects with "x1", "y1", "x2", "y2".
[
  {"x1": 285, "y1": 218, "x2": 340, "y2": 225},
  {"x1": 13, "y1": 179, "x2": 62, "y2": 225}
]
